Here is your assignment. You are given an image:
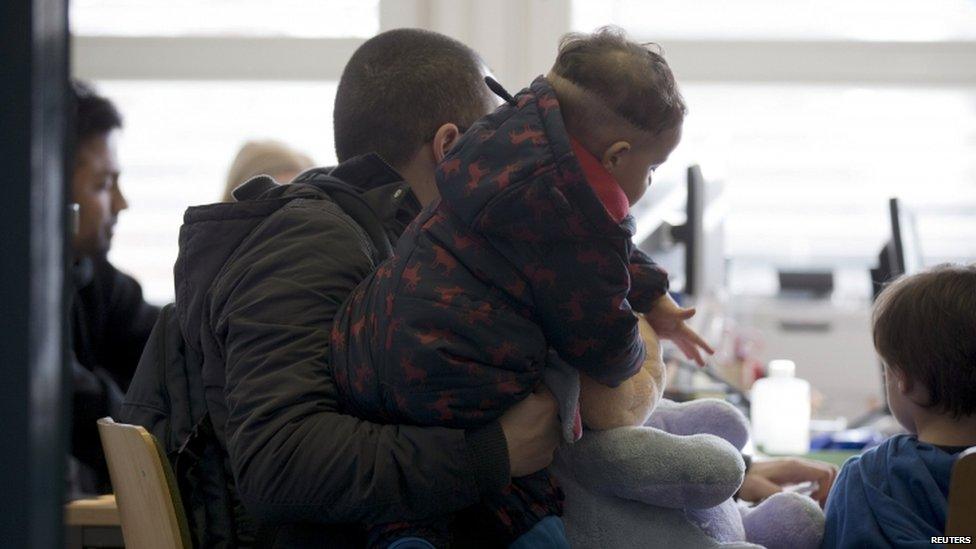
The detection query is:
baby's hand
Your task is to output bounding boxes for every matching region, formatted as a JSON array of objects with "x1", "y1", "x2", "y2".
[{"x1": 644, "y1": 294, "x2": 714, "y2": 366}]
